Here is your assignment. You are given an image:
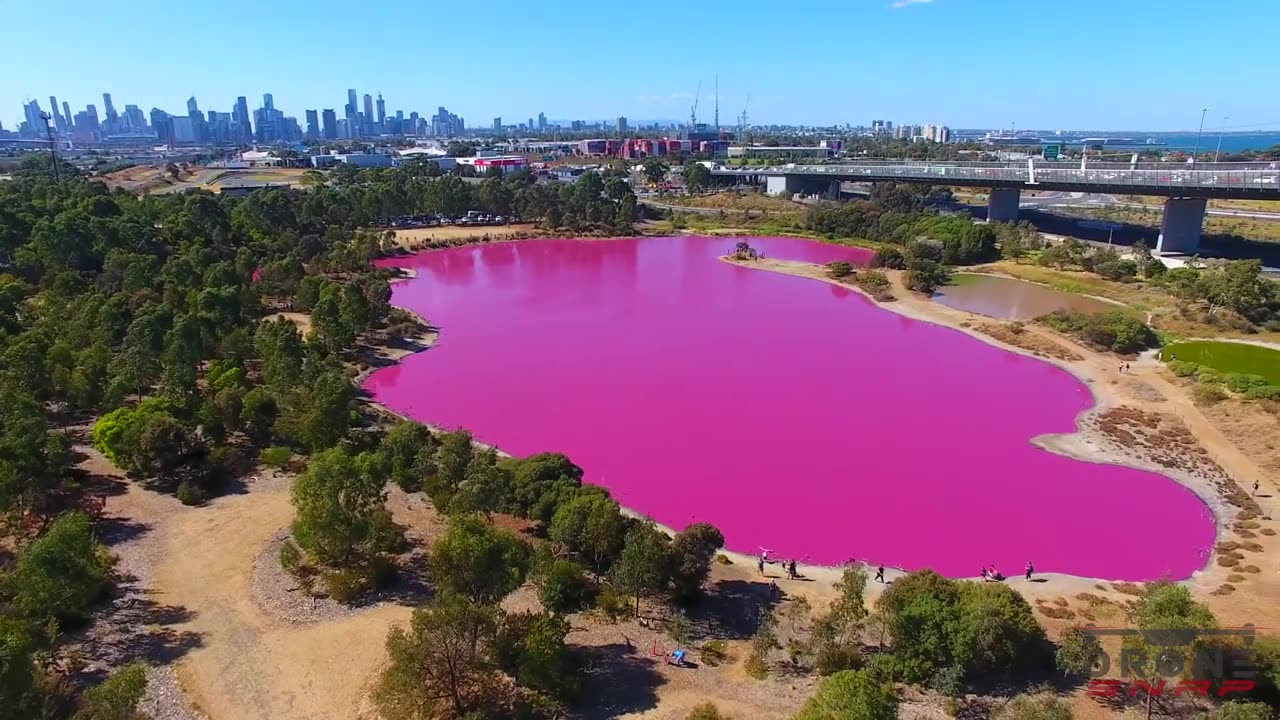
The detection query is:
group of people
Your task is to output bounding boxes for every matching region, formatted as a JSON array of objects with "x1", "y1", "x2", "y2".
[
  {"x1": 756, "y1": 550, "x2": 799, "y2": 580},
  {"x1": 979, "y1": 562, "x2": 1036, "y2": 582}
]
